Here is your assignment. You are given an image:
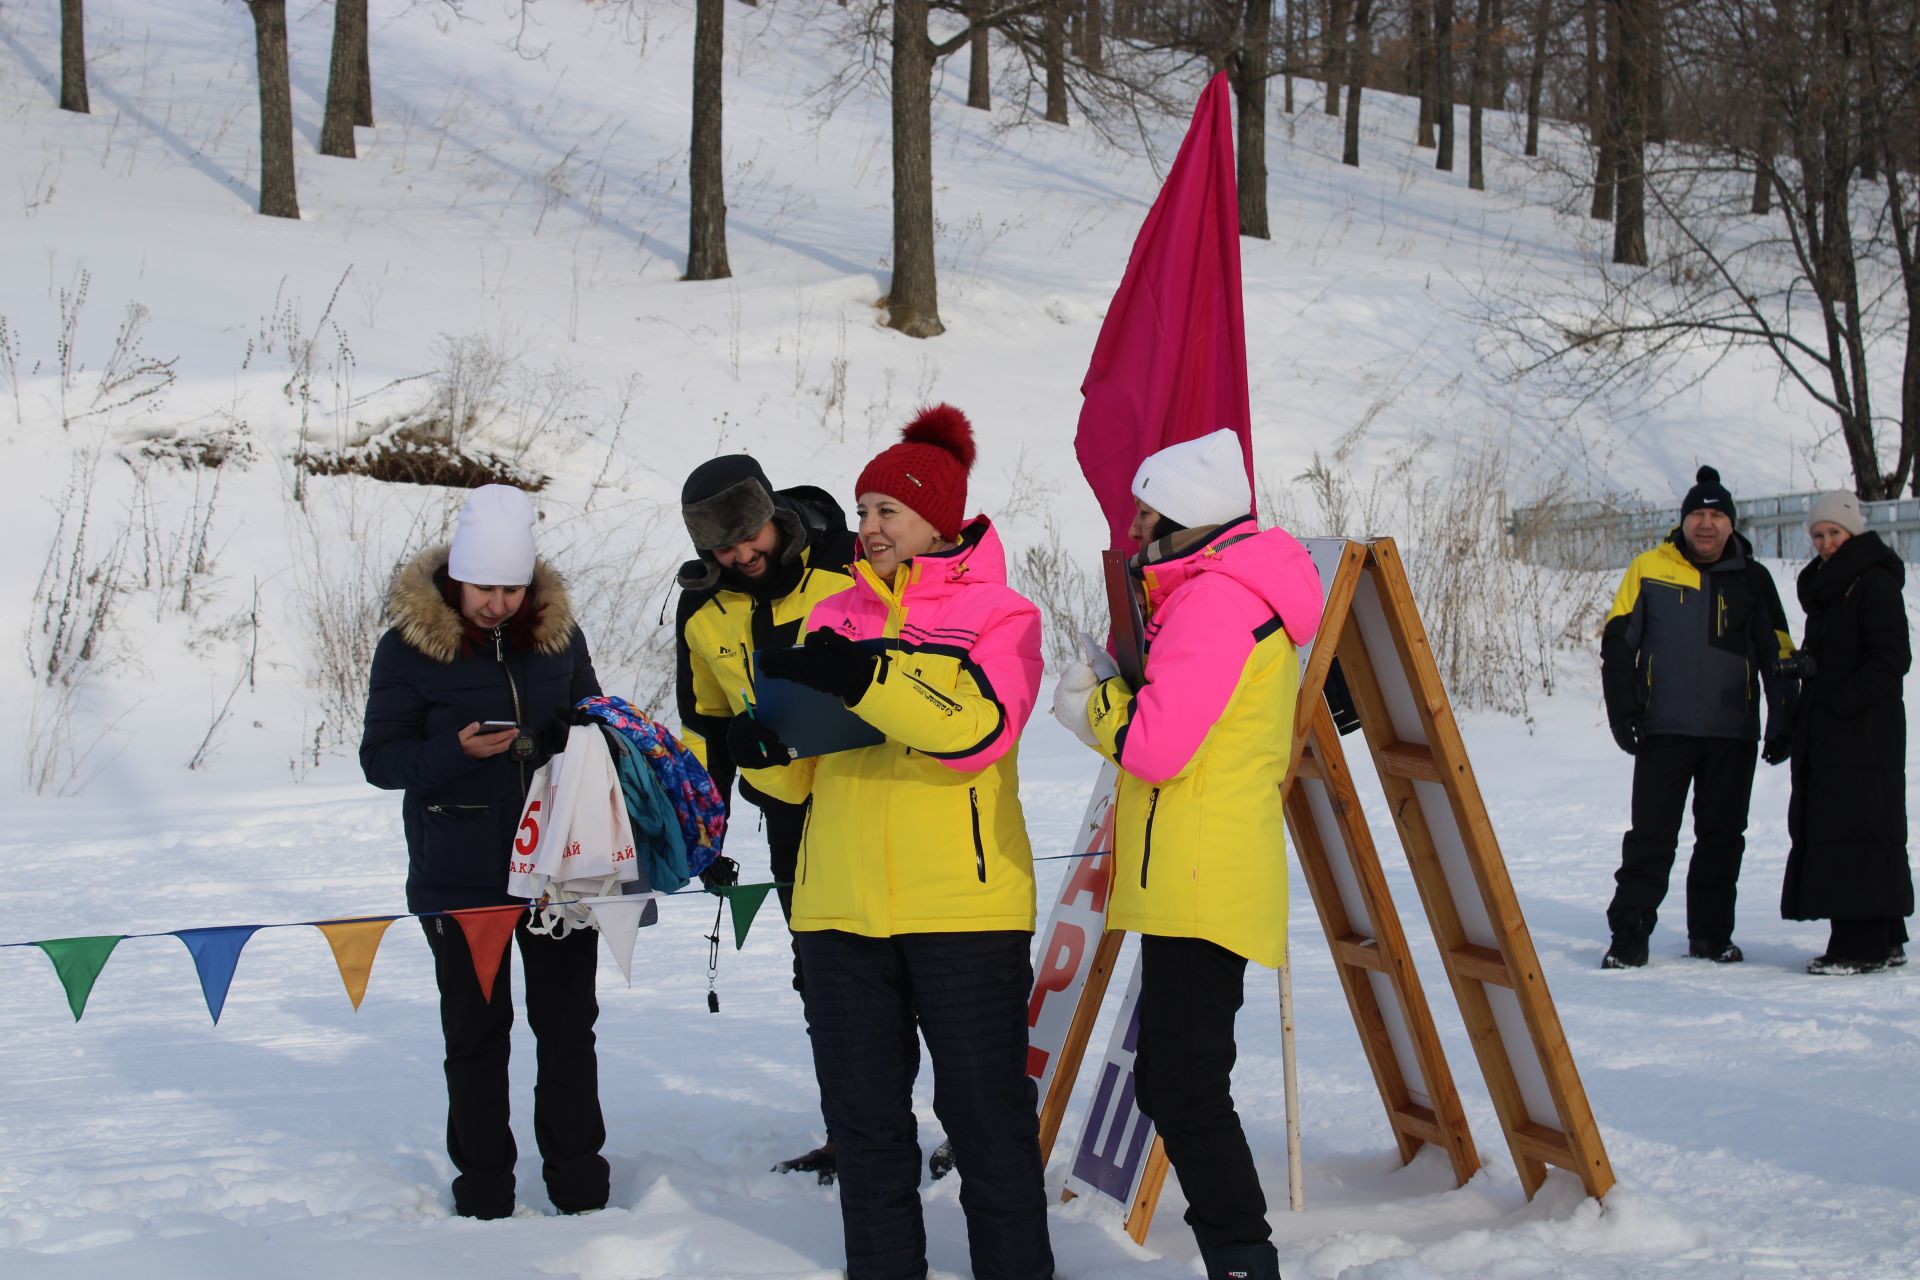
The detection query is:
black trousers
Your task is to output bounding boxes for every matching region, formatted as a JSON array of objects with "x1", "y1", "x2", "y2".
[
  {"x1": 420, "y1": 915, "x2": 609, "y2": 1218},
  {"x1": 763, "y1": 797, "x2": 808, "y2": 992},
  {"x1": 795, "y1": 929, "x2": 1054, "y2": 1280},
  {"x1": 1135, "y1": 934, "x2": 1272, "y2": 1251},
  {"x1": 1608, "y1": 734, "x2": 1758, "y2": 950}
]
